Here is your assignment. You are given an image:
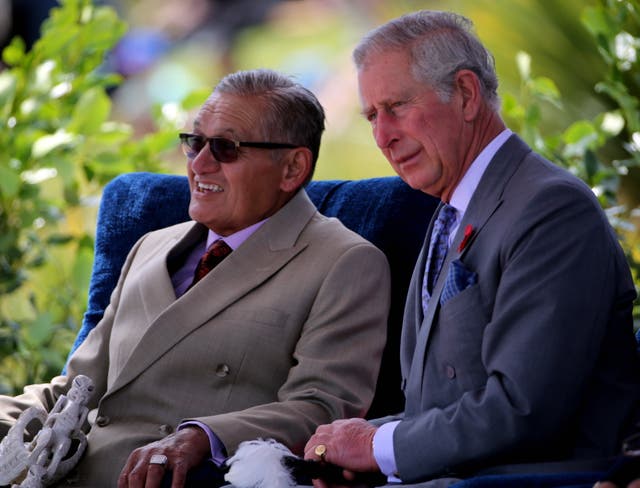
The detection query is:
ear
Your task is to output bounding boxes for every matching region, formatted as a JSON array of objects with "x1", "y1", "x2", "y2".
[
  {"x1": 454, "y1": 69, "x2": 482, "y2": 122},
  {"x1": 279, "y1": 147, "x2": 313, "y2": 193}
]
